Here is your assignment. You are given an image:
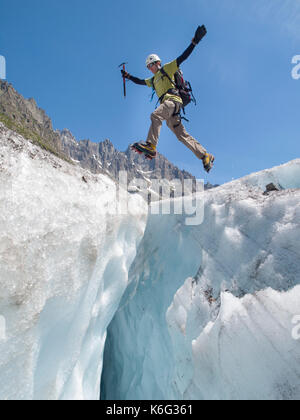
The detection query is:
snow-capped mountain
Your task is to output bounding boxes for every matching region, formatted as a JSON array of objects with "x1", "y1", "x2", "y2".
[
  {"x1": 0, "y1": 121, "x2": 299, "y2": 400},
  {"x1": 59, "y1": 129, "x2": 218, "y2": 197},
  {"x1": 0, "y1": 81, "x2": 218, "y2": 200}
]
